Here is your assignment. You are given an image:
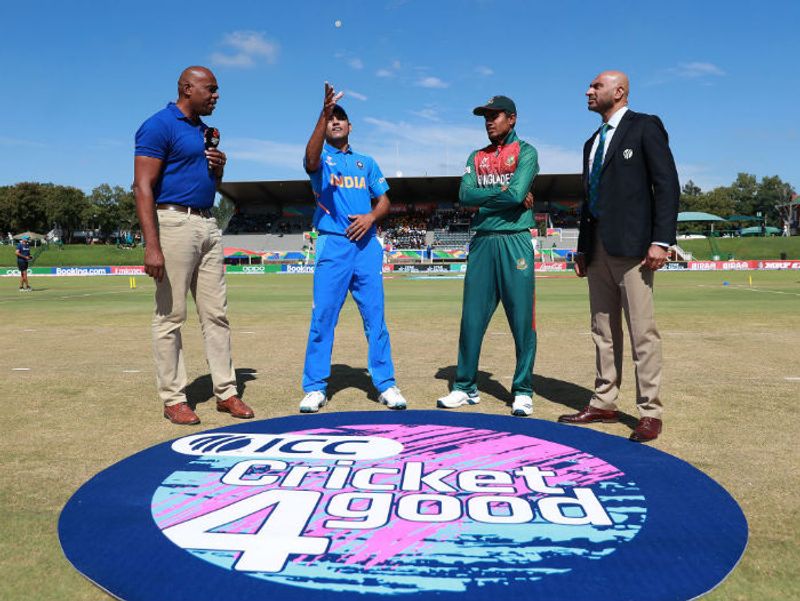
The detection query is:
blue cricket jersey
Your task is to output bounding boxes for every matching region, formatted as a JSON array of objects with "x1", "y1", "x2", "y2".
[
  {"x1": 306, "y1": 143, "x2": 389, "y2": 237},
  {"x1": 17, "y1": 242, "x2": 31, "y2": 259}
]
